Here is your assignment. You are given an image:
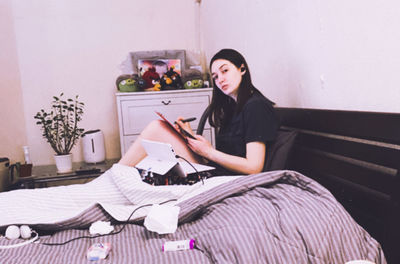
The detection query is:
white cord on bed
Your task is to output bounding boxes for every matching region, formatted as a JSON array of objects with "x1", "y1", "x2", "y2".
[{"x1": 0, "y1": 231, "x2": 39, "y2": 249}]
